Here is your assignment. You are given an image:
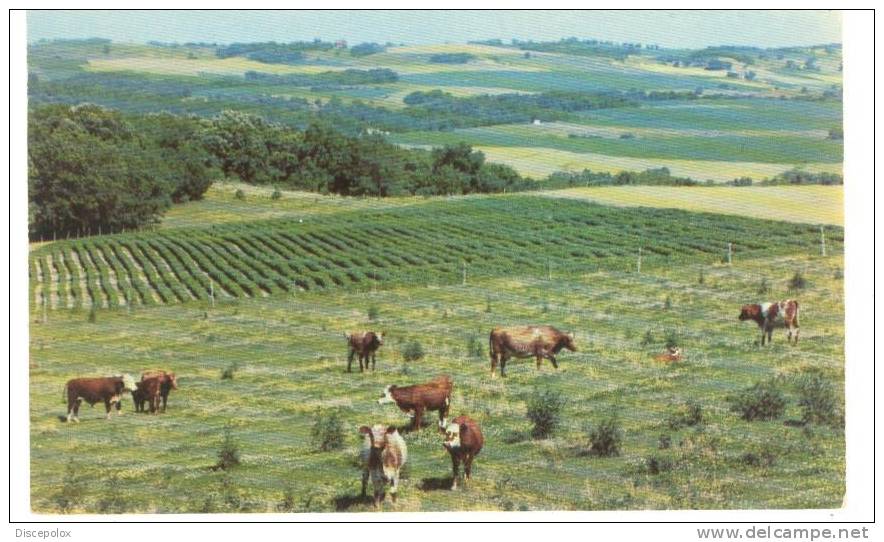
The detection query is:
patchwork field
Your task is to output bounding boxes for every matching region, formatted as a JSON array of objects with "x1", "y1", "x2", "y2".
[{"x1": 544, "y1": 185, "x2": 843, "y2": 225}]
